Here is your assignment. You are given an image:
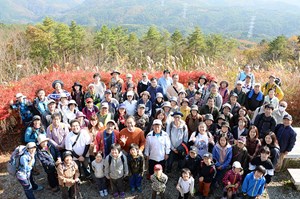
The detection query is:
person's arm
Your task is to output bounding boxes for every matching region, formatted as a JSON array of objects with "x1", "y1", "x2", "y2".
[
  {"x1": 183, "y1": 124, "x2": 188, "y2": 143},
  {"x1": 286, "y1": 130, "x2": 297, "y2": 152},
  {"x1": 24, "y1": 127, "x2": 33, "y2": 143},
  {"x1": 257, "y1": 178, "x2": 266, "y2": 196},
  {"x1": 82, "y1": 144, "x2": 90, "y2": 157},
  {"x1": 144, "y1": 136, "x2": 150, "y2": 157},
  {"x1": 104, "y1": 156, "x2": 110, "y2": 179},
  {"x1": 241, "y1": 173, "x2": 250, "y2": 194},
  {"x1": 276, "y1": 86, "x2": 284, "y2": 101},
  {"x1": 123, "y1": 155, "x2": 129, "y2": 177},
  {"x1": 222, "y1": 147, "x2": 232, "y2": 168},
  {"x1": 139, "y1": 130, "x2": 146, "y2": 152}
]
